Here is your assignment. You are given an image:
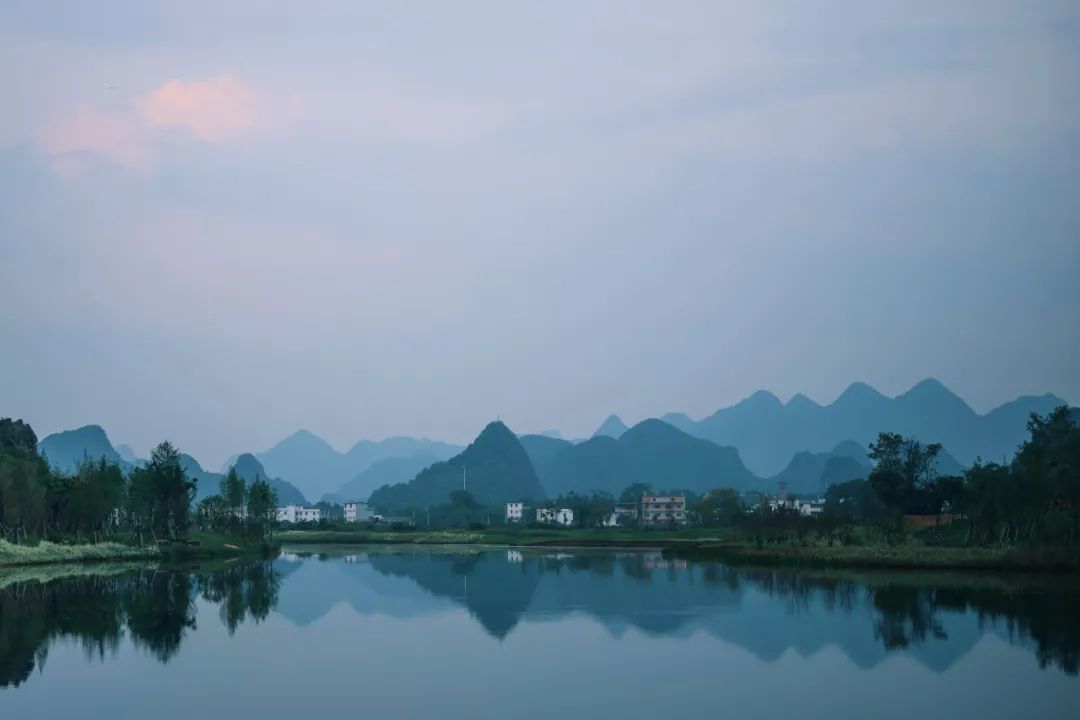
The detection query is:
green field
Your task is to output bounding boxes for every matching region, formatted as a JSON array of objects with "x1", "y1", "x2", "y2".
[{"x1": 0, "y1": 532, "x2": 279, "y2": 567}]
